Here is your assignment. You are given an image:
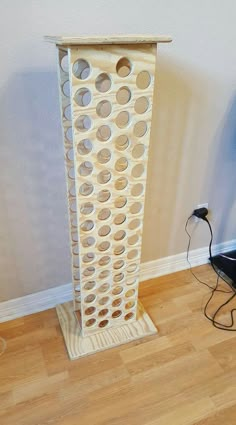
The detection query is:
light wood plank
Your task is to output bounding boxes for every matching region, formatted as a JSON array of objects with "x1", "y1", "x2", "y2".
[{"x1": 45, "y1": 34, "x2": 172, "y2": 45}]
